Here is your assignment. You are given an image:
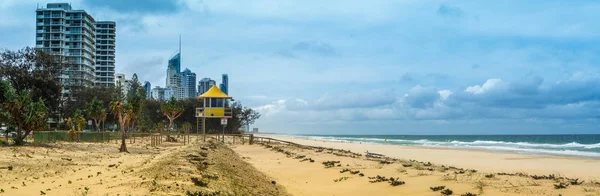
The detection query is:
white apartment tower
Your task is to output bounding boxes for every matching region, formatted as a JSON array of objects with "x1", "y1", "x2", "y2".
[
  {"x1": 95, "y1": 21, "x2": 116, "y2": 87},
  {"x1": 35, "y1": 3, "x2": 116, "y2": 93},
  {"x1": 35, "y1": 3, "x2": 96, "y2": 94}
]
